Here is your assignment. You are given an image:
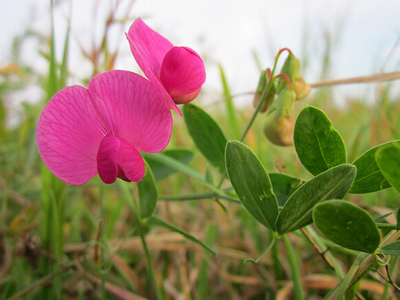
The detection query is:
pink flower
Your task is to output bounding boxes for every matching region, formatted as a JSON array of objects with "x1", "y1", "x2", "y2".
[
  {"x1": 37, "y1": 70, "x2": 172, "y2": 185},
  {"x1": 127, "y1": 18, "x2": 206, "y2": 115}
]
